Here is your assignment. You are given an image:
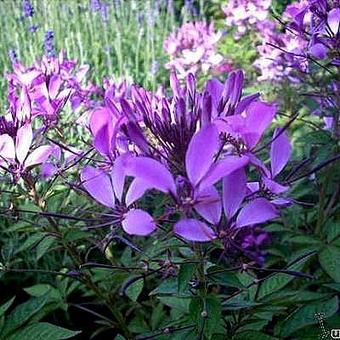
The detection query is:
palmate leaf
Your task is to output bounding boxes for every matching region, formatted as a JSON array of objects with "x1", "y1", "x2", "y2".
[{"x1": 7, "y1": 322, "x2": 81, "y2": 340}]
